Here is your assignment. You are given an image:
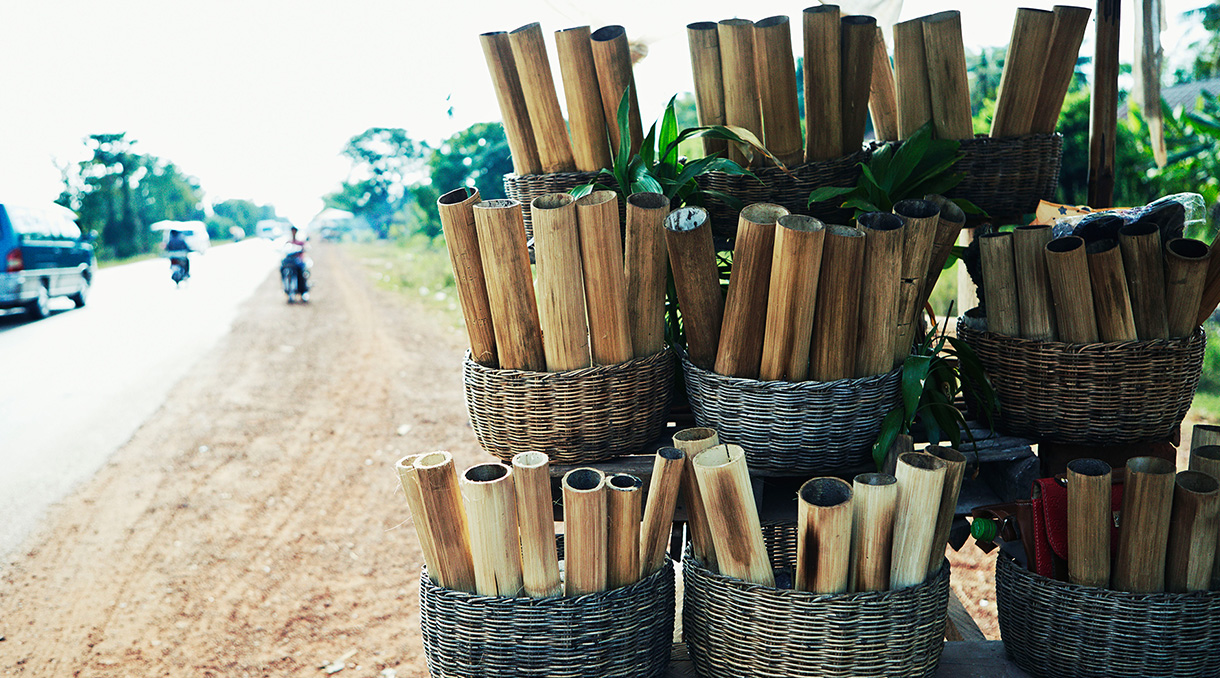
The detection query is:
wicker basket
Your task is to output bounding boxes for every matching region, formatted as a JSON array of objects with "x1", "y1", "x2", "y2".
[
  {"x1": 995, "y1": 554, "x2": 1220, "y2": 678},
  {"x1": 502, "y1": 171, "x2": 604, "y2": 240},
  {"x1": 683, "y1": 524, "x2": 950, "y2": 678},
  {"x1": 945, "y1": 133, "x2": 1063, "y2": 223},
  {"x1": 464, "y1": 348, "x2": 675, "y2": 464},
  {"x1": 679, "y1": 352, "x2": 902, "y2": 473},
  {"x1": 957, "y1": 317, "x2": 1204, "y2": 444}
]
